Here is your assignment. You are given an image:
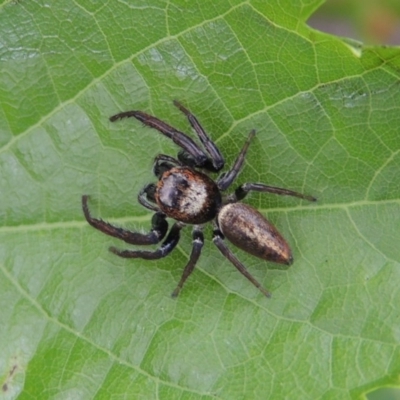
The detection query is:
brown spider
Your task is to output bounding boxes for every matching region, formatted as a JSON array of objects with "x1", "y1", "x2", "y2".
[{"x1": 82, "y1": 101, "x2": 315, "y2": 297}]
